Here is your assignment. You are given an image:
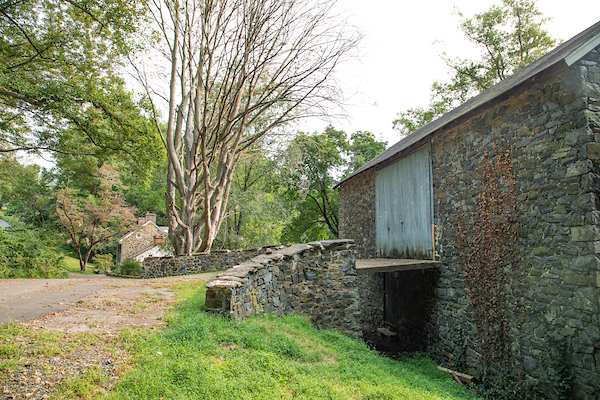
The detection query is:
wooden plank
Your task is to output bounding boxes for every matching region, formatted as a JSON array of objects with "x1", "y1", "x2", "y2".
[
  {"x1": 376, "y1": 327, "x2": 397, "y2": 337},
  {"x1": 437, "y1": 367, "x2": 475, "y2": 384},
  {"x1": 356, "y1": 258, "x2": 441, "y2": 274}
]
